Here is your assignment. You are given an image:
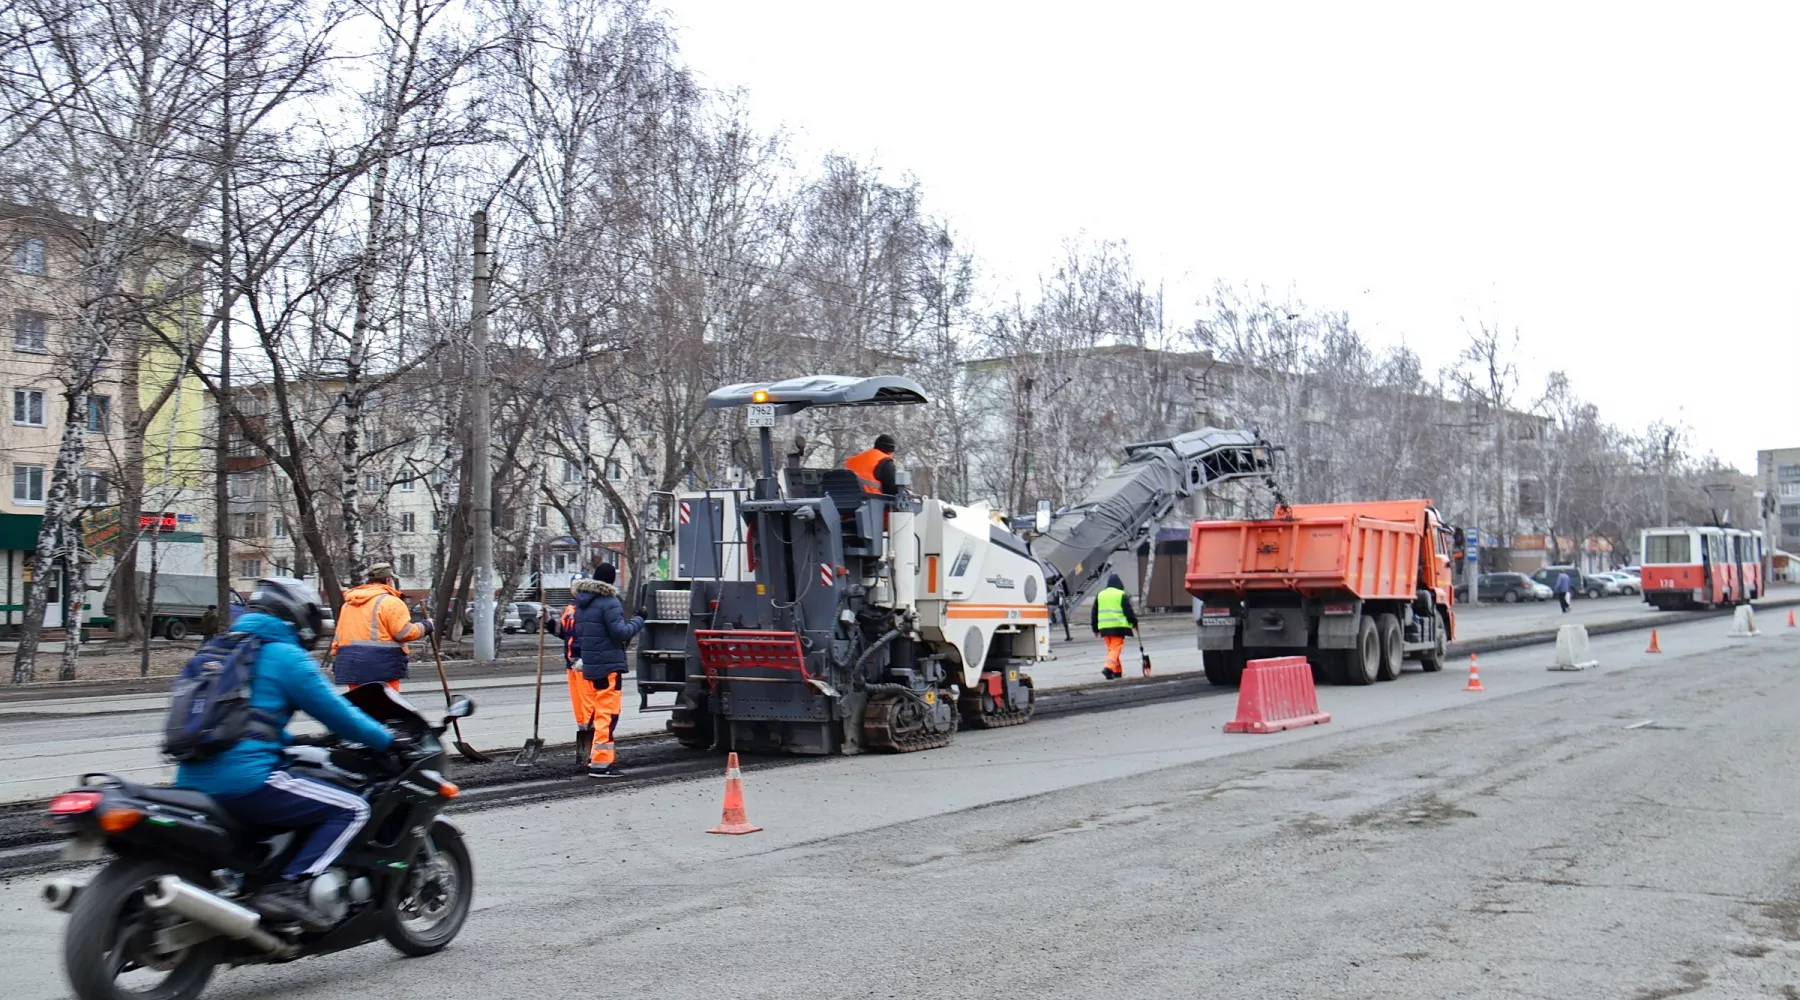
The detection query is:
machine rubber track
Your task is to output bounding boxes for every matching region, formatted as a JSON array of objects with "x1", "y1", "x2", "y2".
[
  {"x1": 958, "y1": 673, "x2": 1035, "y2": 730},
  {"x1": 862, "y1": 691, "x2": 958, "y2": 753}
]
